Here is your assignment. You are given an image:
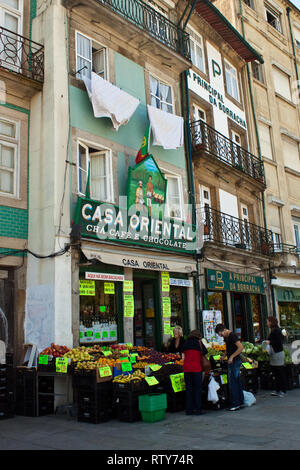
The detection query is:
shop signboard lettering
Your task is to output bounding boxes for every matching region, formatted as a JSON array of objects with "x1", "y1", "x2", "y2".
[
  {"x1": 85, "y1": 272, "x2": 125, "y2": 282},
  {"x1": 276, "y1": 287, "x2": 300, "y2": 302},
  {"x1": 169, "y1": 278, "x2": 193, "y2": 287},
  {"x1": 207, "y1": 269, "x2": 264, "y2": 294}
]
